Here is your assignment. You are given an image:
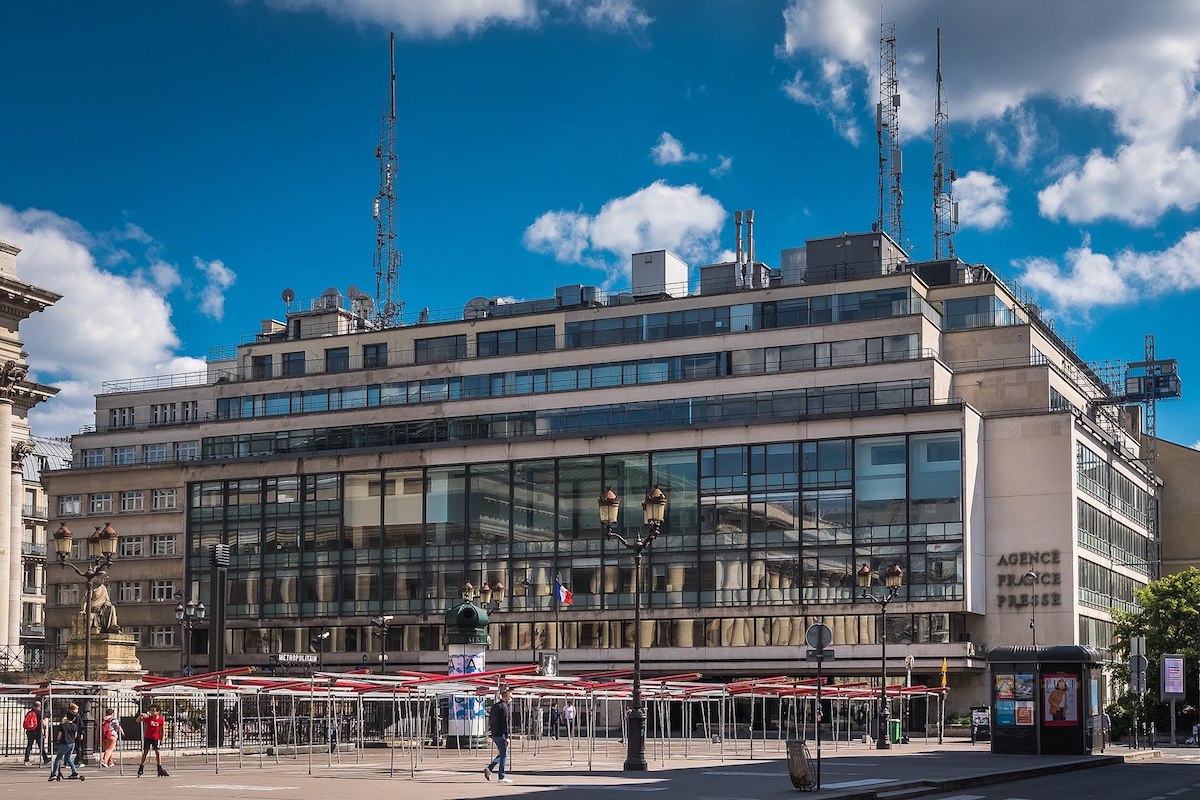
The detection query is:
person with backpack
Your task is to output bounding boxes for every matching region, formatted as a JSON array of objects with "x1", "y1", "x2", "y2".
[
  {"x1": 482, "y1": 687, "x2": 514, "y2": 784},
  {"x1": 48, "y1": 712, "x2": 84, "y2": 782},
  {"x1": 22, "y1": 699, "x2": 49, "y2": 765},
  {"x1": 99, "y1": 707, "x2": 121, "y2": 768},
  {"x1": 136, "y1": 706, "x2": 169, "y2": 777}
]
